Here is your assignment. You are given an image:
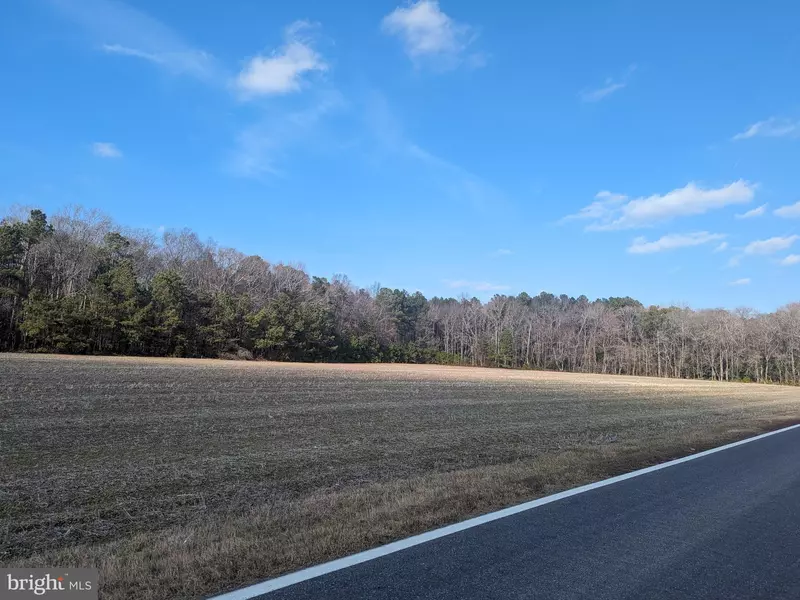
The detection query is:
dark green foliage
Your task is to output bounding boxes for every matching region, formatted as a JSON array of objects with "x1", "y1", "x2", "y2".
[
  {"x1": 206, "y1": 292, "x2": 253, "y2": 355},
  {"x1": 604, "y1": 296, "x2": 644, "y2": 310},
  {"x1": 20, "y1": 292, "x2": 88, "y2": 353},
  {"x1": 490, "y1": 329, "x2": 514, "y2": 368},
  {"x1": 434, "y1": 351, "x2": 464, "y2": 365},
  {"x1": 246, "y1": 293, "x2": 337, "y2": 361},
  {"x1": 338, "y1": 333, "x2": 382, "y2": 363},
  {"x1": 0, "y1": 210, "x2": 53, "y2": 349}
]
